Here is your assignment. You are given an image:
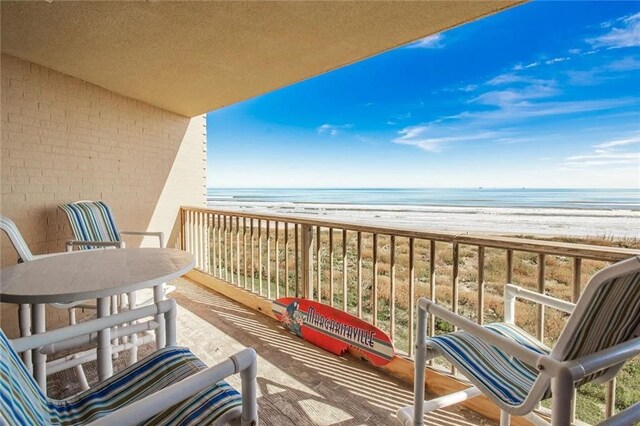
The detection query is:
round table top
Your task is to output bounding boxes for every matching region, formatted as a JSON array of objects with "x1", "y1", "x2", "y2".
[{"x1": 0, "y1": 248, "x2": 195, "y2": 304}]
